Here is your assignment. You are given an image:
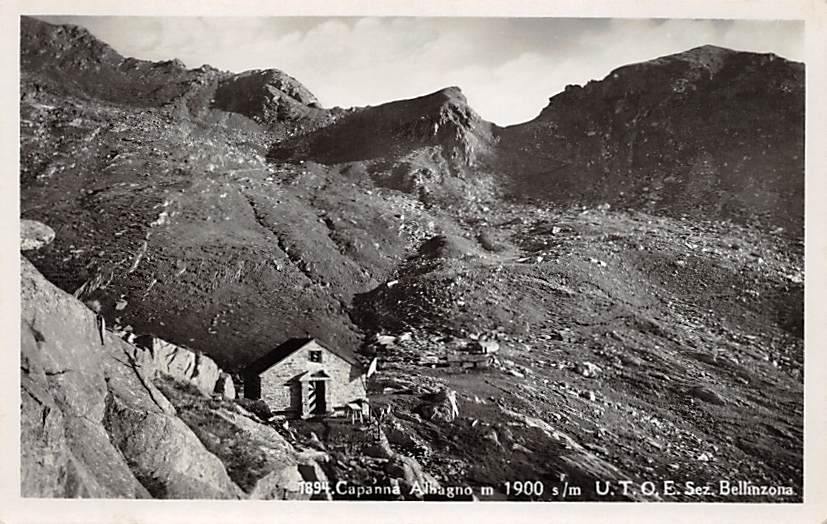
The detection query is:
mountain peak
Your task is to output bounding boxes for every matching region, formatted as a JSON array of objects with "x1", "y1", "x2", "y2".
[
  {"x1": 682, "y1": 43, "x2": 737, "y2": 55},
  {"x1": 228, "y1": 68, "x2": 321, "y2": 108},
  {"x1": 427, "y1": 86, "x2": 466, "y2": 102},
  {"x1": 647, "y1": 44, "x2": 739, "y2": 71},
  {"x1": 22, "y1": 15, "x2": 124, "y2": 67},
  {"x1": 389, "y1": 86, "x2": 471, "y2": 115},
  {"x1": 269, "y1": 83, "x2": 494, "y2": 168}
]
